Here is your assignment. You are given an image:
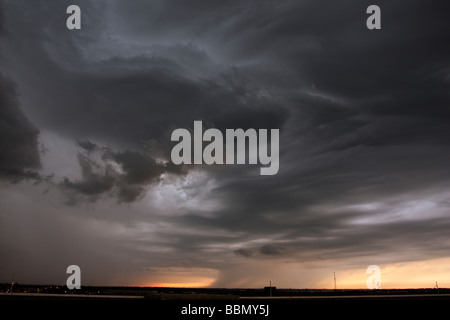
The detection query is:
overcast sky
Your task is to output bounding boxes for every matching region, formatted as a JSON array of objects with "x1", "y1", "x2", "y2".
[{"x1": 1, "y1": 0, "x2": 450, "y2": 288}]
